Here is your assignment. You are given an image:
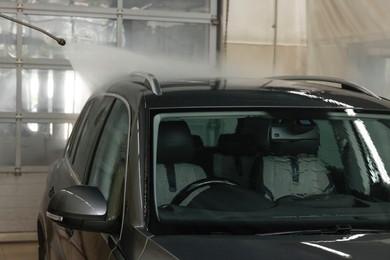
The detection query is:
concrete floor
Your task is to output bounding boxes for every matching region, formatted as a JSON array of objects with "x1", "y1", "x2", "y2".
[{"x1": 0, "y1": 242, "x2": 38, "y2": 260}]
